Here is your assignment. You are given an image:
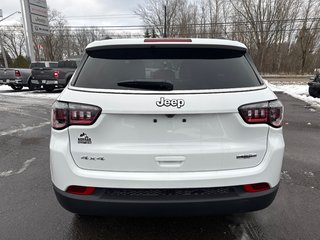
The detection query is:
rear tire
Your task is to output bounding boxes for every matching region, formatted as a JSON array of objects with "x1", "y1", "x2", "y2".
[
  {"x1": 10, "y1": 85, "x2": 23, "y2": 91},
  {"x1": 309, "y1": 87, "x2": 320, "y2": 98},
  {"x1": 44, "y1": 85, "x2": 55, "y2": 92}
]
